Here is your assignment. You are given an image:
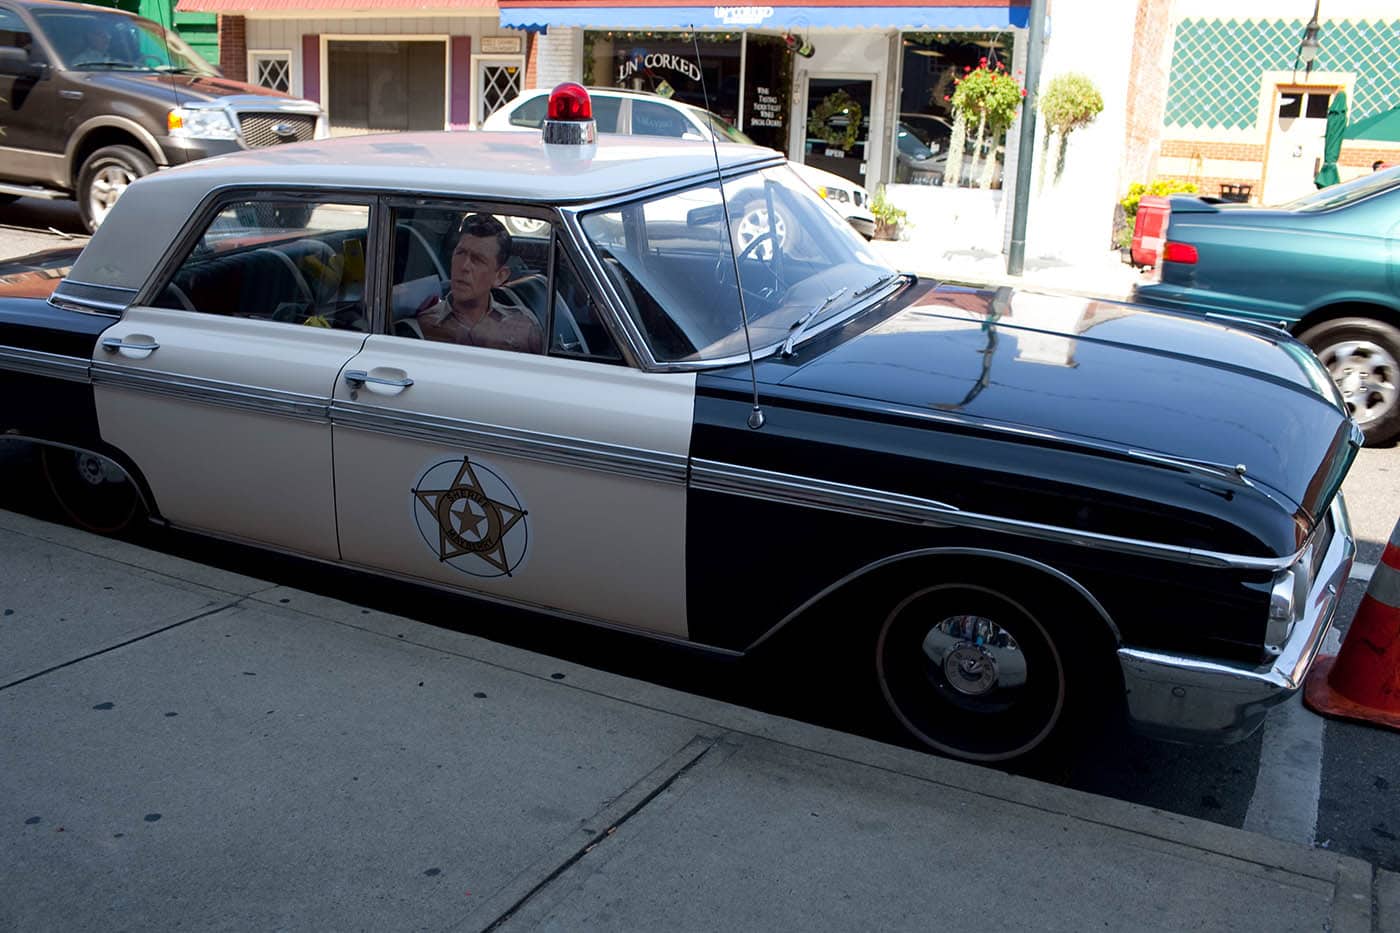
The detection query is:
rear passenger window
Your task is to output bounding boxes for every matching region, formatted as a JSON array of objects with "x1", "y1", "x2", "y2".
[
  {"x1": 153, "y1": 199, "x2": 370, "y2": 332},
  {"x1": 632, "y1": 100, "x2": 692, "y2": 138}
]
